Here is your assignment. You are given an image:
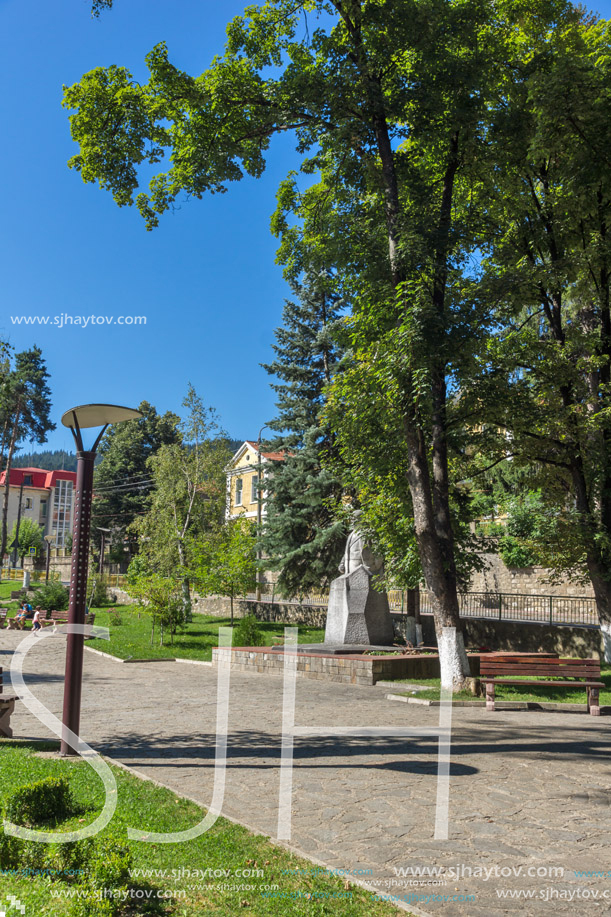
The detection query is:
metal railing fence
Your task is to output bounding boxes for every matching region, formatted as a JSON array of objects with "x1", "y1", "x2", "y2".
[{"x1": 245, "y1": 586, "x2": 599, "y2": 628}]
